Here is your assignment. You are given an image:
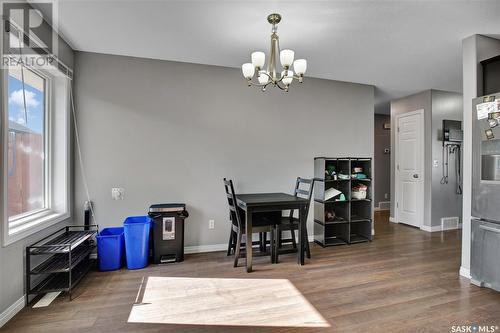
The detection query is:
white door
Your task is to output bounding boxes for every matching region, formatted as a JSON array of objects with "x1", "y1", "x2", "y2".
[{"x1": 396, "y1": 110, "x2": 424, "y2": 228}]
